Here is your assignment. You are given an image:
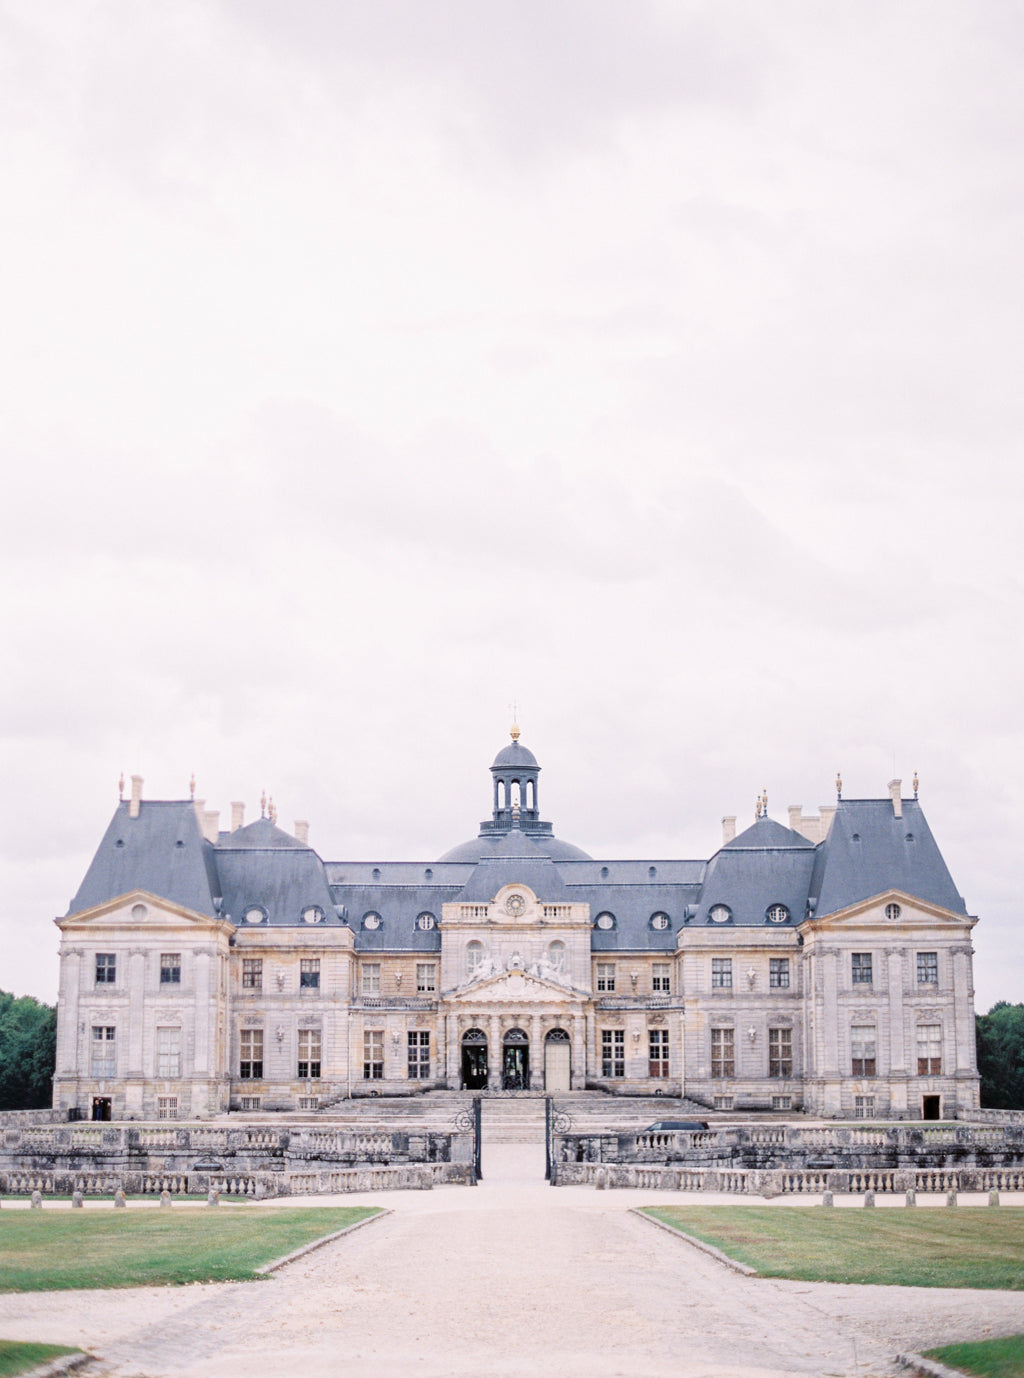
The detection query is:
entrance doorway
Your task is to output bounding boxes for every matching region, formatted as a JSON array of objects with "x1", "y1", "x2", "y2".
[
  {"x1": 461, "y1": 1028, "x2": 488, "y2": 1089},
  {"x1": 544, "y1": 1028, "x2": 571, "y2": 1091},
  {"x1": 922, "y1": 1094, "x2": 941, "y2": 1121},
  {"x1": 91, "y1": 1097, "x2": 112, "y2": 1122},
  {"x1": 502, "y1": 1028, "x2": 529, "y2": 1090}
]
